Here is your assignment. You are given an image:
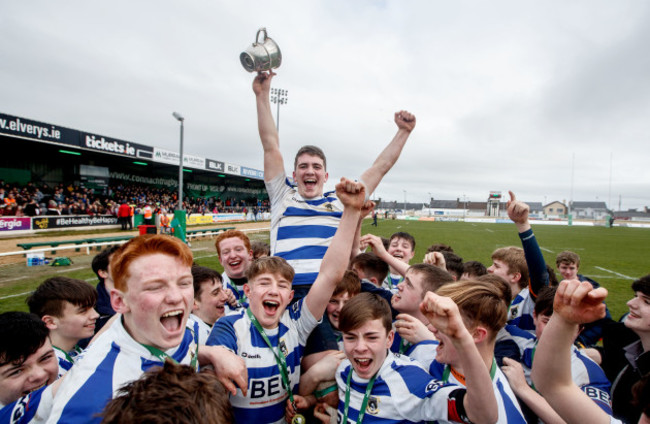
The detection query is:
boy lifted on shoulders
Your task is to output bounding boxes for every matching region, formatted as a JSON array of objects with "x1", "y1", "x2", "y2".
[{"x1": 206, "y1": 178, "x2": 367, "y2": 423}]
